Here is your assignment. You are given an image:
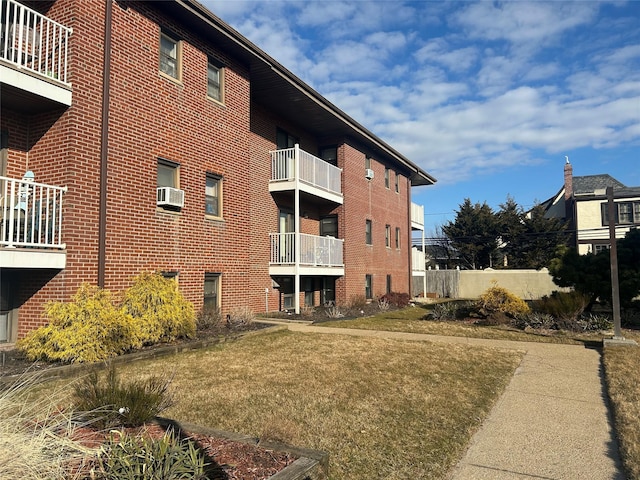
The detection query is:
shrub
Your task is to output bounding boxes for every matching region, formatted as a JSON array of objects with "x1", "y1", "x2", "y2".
[
  {"x1": 578, "y1": 313, "x2": 613, "y2": 332},
  {"x1": 512, "y1": 312, "x2": 556, "y2": 330},
  {"x1": 427, "y1": 302, "x2": 459, "y2": 321},
  {"x1": 475, "y1": 285, "x2": 530, "y2": 320},
  {"x1": 348, "y1": 295, "x2": 367, "y2": 309},
  {"x1": 226, "y1": 306, "x2": 255, "y2": 329},
  {"x1": 380, "y1": 292, "x2": 411, "y2": 308},
  {"x1": 120, "y1": 271, "x2": 196, "y2": 344},
  {"x1": 326, "y1": 306, "x2": 344, "y2": 318},
  {"x1": 73, "y1": 364, "x2": 174, "y2": 429},
  {"x1": 196, "y1": 305, "x2": 221, "y2": 331},
  {"x1": 378, "y1": 298, "x2": 391, "y2": 312},
  {"x1": 96, "y1": 430, "x2": 208, "y2": 480},
  {"x1": 533, "y1": 291, "x2": 590, "y2": 321},
  {"x1": 18, "y1": 284, "x2": 141, "y2": 364}
]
